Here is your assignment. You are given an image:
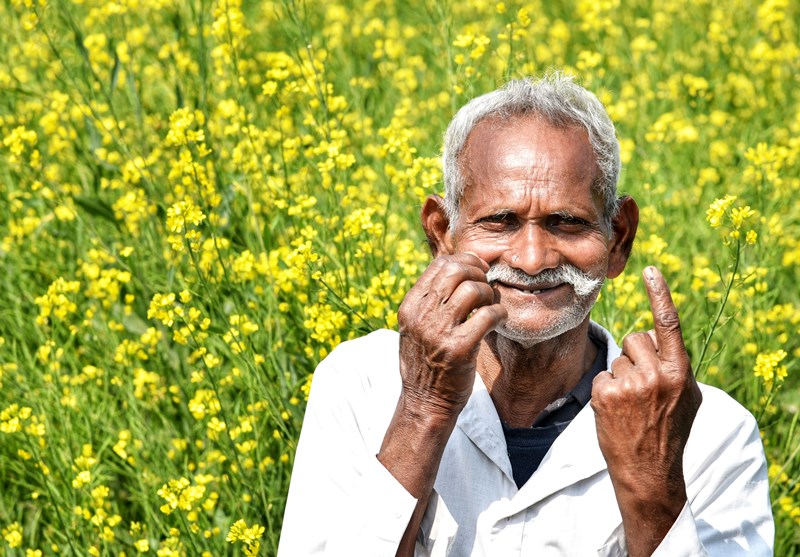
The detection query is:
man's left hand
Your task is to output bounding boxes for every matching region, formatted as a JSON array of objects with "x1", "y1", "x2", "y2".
[{"x1": 591, "y1": 265, "x2": 703, "y2": 557}]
